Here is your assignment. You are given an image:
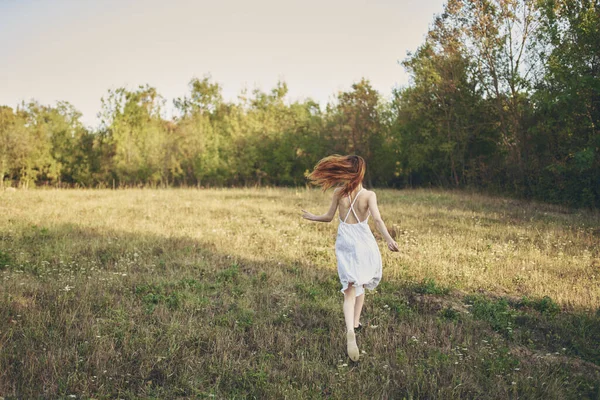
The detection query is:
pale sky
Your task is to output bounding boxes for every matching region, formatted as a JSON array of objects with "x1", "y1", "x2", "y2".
[{"x1": 0, "y1": 0, "x2": 445, "y2": 128}]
